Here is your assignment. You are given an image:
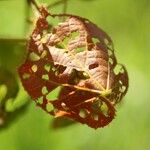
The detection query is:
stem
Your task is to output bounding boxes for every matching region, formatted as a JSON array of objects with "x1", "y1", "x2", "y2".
[{"x1": 30, "y1": 0, "x2": 41, "y2": 13}]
